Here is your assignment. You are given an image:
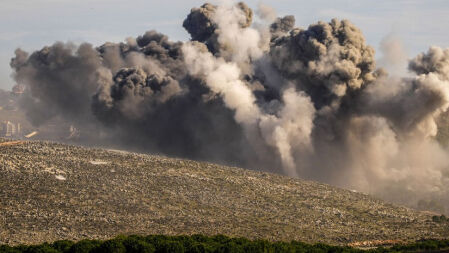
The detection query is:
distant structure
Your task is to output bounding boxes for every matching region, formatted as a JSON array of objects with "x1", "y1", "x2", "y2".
[
  {"x1": 11, "y1": 84, "x2": 25, "y2": 96},
  {"x1": 3, "y1": 100, "x2": 17, "y2": 111},
  {"x1": 0, "y1": 121, "x2": 21, "y2": 137}
]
